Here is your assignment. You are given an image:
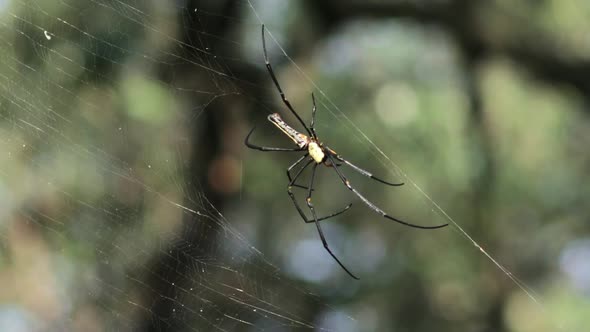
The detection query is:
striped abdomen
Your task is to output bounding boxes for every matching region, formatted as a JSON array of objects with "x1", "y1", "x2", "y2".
[{"x1": 268, "y1": 113, "x2": 310, "y2": 149}]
